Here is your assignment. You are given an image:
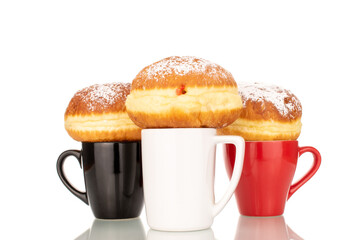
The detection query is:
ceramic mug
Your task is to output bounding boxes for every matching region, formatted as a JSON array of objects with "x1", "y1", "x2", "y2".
[
  {"x1": 57, "y1": 142, "x2": 144, "y2": 219},
  {"x1": 142, "y1": 128, "x2": 245, "y2": 231},
  {"x1": 224, "y1": 140, "x2": 321, "y2": 216}
]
